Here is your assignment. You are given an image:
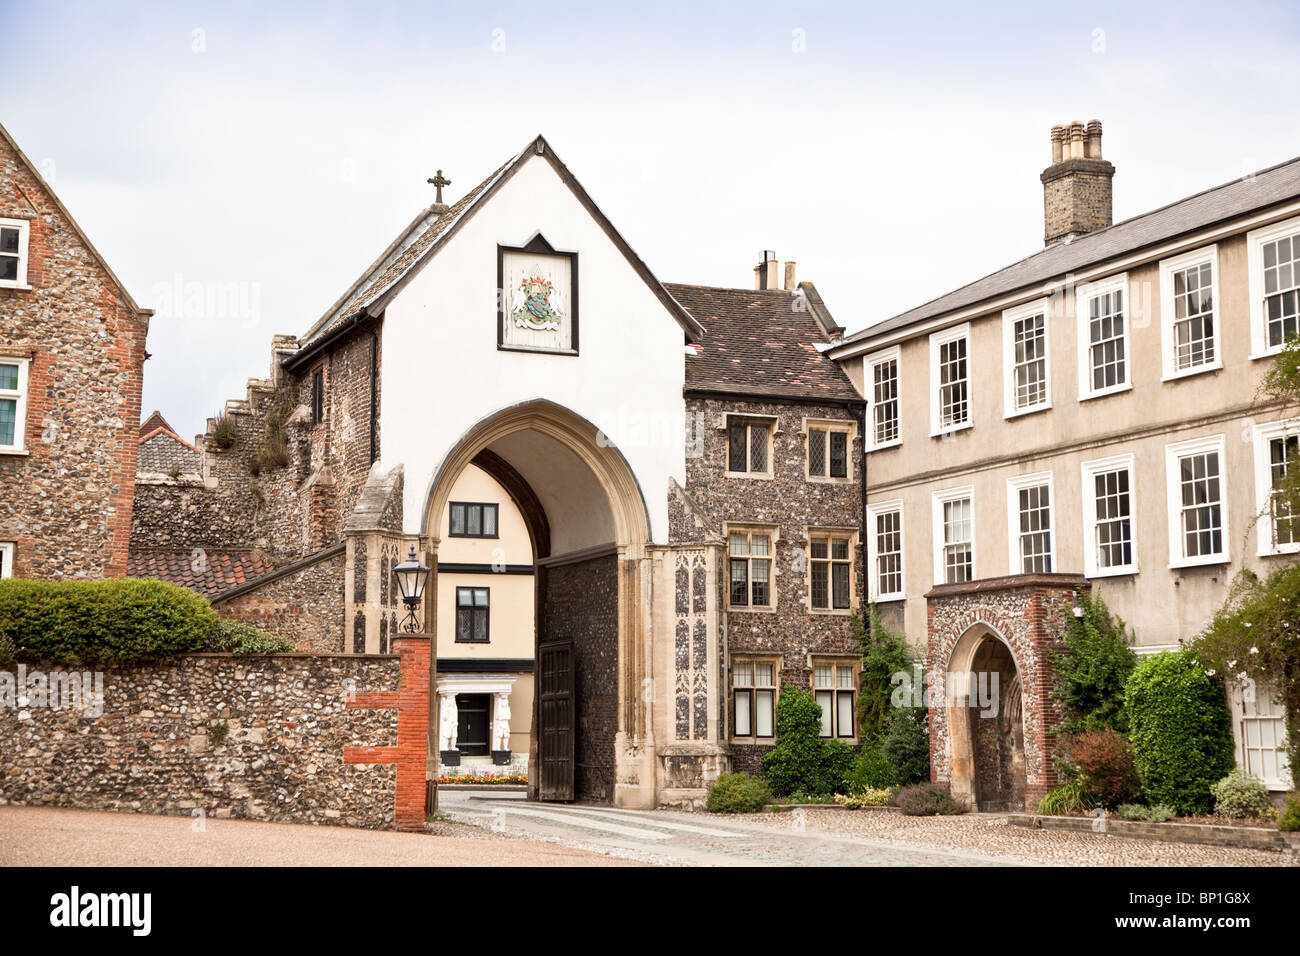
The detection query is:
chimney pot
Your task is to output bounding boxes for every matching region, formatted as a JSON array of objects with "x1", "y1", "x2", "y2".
[
  {"x1": 783, "y1": 261, "x2": 797, "y2": 292},
  {"x1": 1050, "y1": 125, "x2": 1065, "y2": 164},
  {"x1": 756, "y1": 250, "x2": 779, "y2": 289},
  {"x1": 1086, "y1": 119, "x2": 1103, "y2": 159}
]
